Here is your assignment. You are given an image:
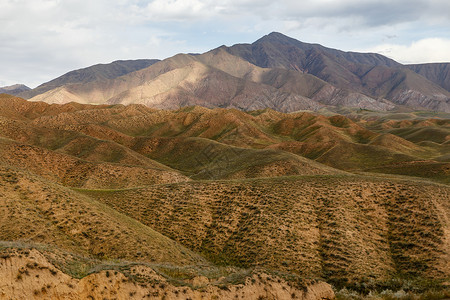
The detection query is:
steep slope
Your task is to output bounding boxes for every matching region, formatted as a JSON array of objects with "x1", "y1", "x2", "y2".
[
  {"x1": 106, "y1": 59, "x2": 321, "y2": 112},
  {"x1": 20, "y1": 59, "x2": 159, "y2": 99},
  {"x1": 226, "y1": 32, "x2": 399, "y2": 71},
  {"x1": 199, "y1": 48, "x2": 394, "y2": 111},
  {"x1": 29, "y1": 54, "x2": 199, "y2": 105},
  {"x1": 30, "y1": 53, "x2": 323, "y2": 111},
  {"x1": 28, "y1": 46, "x2": 396, "y2": 112}
]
